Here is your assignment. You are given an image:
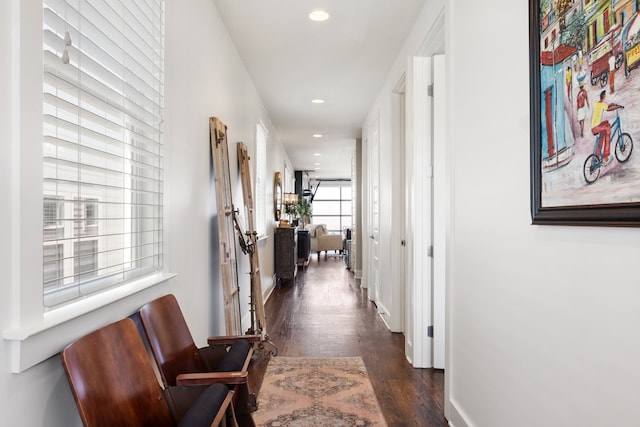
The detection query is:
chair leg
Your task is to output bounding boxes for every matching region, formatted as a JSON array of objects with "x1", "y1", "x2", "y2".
[
  {"x1": 234, "y1": 386, "x2": 256, "y2": 427},
  {"x1": 235, "y1": 384, "x2": 257, "y2": 414}
]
